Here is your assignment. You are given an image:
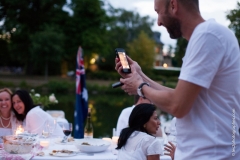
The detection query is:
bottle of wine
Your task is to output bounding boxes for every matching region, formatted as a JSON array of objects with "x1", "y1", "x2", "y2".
[{"x1": 84, "y1": 108, "x2": 93, "y2": 139}]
